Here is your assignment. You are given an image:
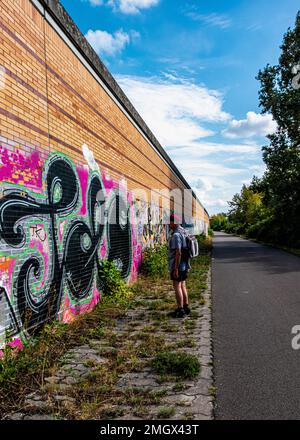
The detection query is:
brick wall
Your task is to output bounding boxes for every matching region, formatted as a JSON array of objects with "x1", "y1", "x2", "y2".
[{"x1": 0, "y1": 0, "x2": 209, "y2": 348}]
